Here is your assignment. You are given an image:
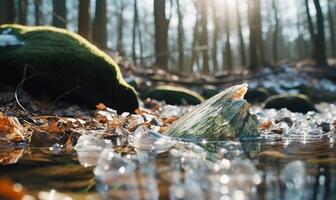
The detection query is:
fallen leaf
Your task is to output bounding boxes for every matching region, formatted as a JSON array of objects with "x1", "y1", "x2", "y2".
[
  {"x1": 0, "y1": 113, "x2": 25, "y2": 143},
  {"x1": 0, "y1": 178, "x2": 25, "y2": 200},
  {"x1": 96, "y1": 103, "x2": 107, "y2": 111}
]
